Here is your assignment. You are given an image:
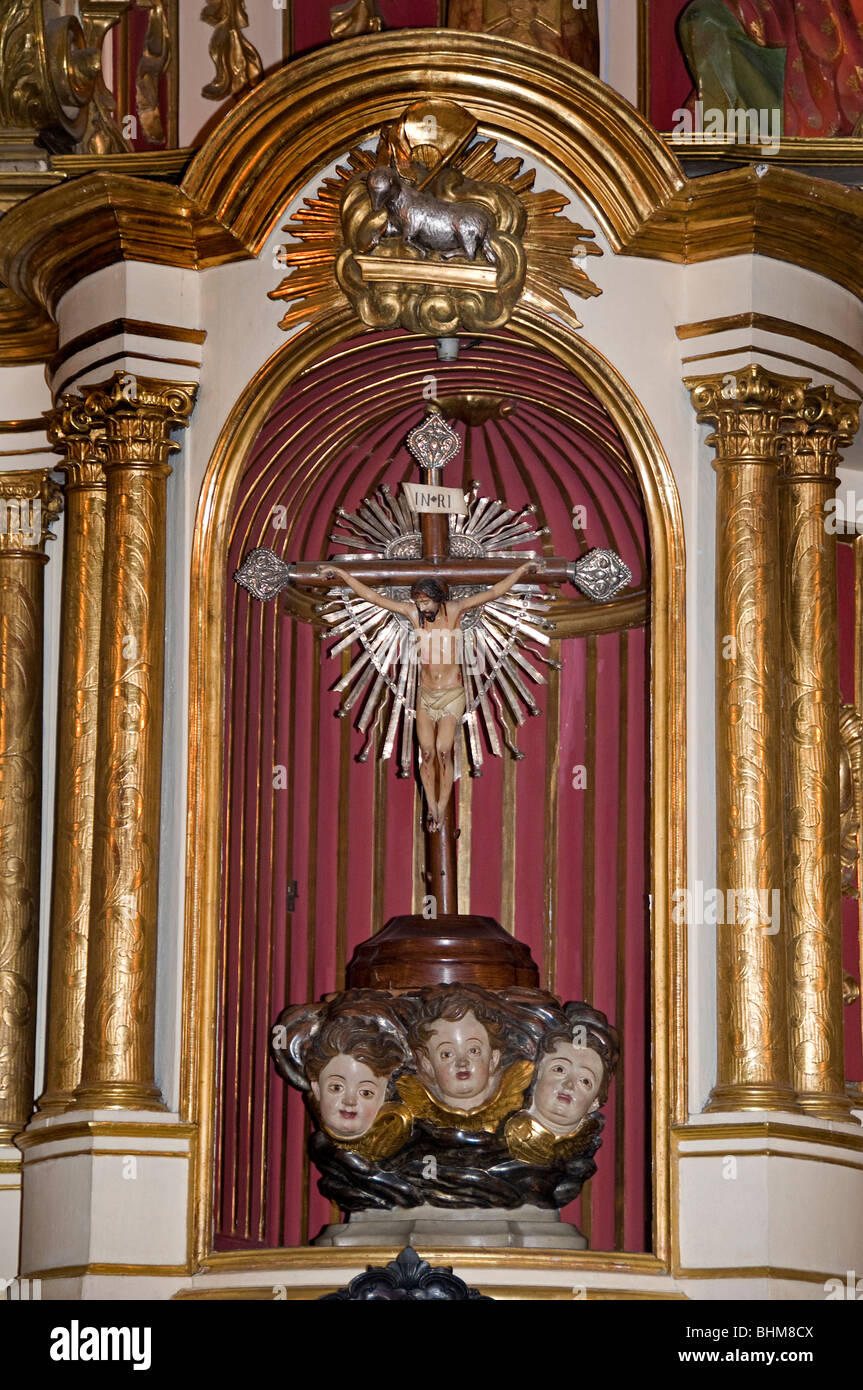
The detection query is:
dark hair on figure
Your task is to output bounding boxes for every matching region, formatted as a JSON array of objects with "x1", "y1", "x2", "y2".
[
  {"x1": 411, "y1": 578, "x2": 449, "y2": 602},
  {"x1": 304, "y1": 1018, "x2": 406, "y2": 1085}
]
